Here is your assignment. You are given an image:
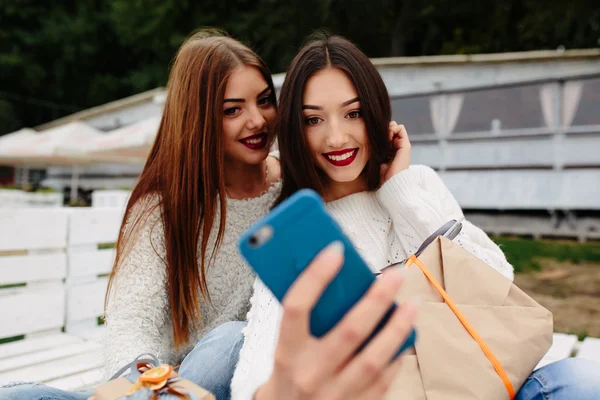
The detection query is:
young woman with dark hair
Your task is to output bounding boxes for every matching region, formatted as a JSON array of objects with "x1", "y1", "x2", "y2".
[{"x1": 232, "y1": 34, "x2": 600, "y2": 400}]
